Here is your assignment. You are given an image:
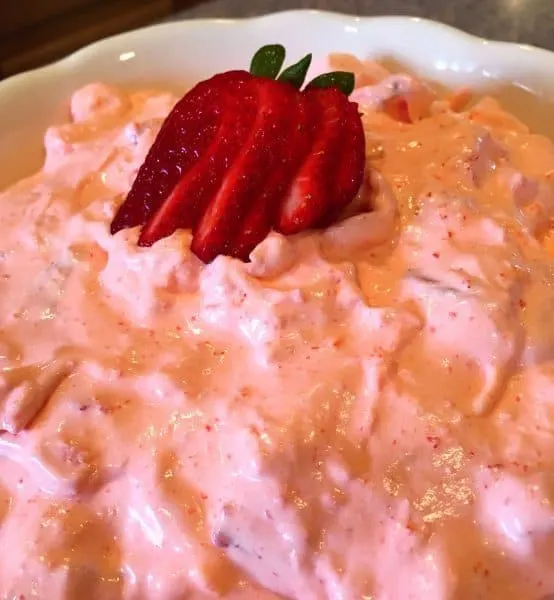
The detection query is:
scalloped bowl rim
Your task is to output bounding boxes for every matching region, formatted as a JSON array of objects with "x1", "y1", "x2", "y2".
[
  {"x1": 3, "y1": 12, "x2": 554, "y2": 91},
  {"x1": 1, "y1": 10, "x2": 553, "y2": 188}
]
